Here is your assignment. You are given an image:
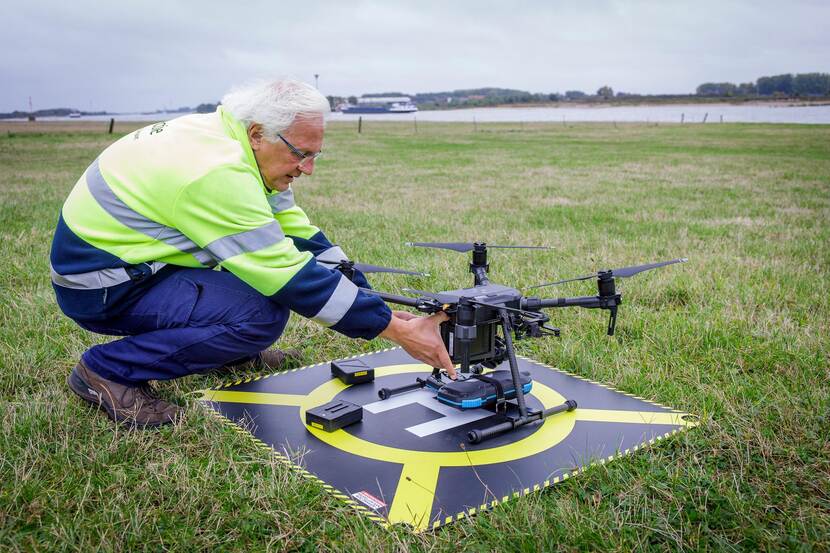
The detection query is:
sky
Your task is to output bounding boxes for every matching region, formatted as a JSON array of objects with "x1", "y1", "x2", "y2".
[{"x1": 2, "y1": 0, "x2": 828, "y2": 113}]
